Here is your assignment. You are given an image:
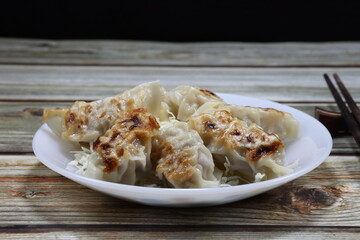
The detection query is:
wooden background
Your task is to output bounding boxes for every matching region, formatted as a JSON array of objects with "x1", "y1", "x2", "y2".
[{"x1": 0, "y1": 38, "x2": 359, "y2": 239}]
